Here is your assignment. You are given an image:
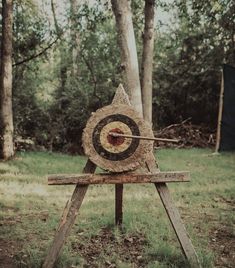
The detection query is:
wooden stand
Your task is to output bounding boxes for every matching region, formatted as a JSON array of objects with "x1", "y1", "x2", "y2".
[
  {"x1": 43, "y1": 164, "x2": 200, "y2": 268},
  {"x1": 43, "y1": 86, "x2": 201, "y2": 268}
]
